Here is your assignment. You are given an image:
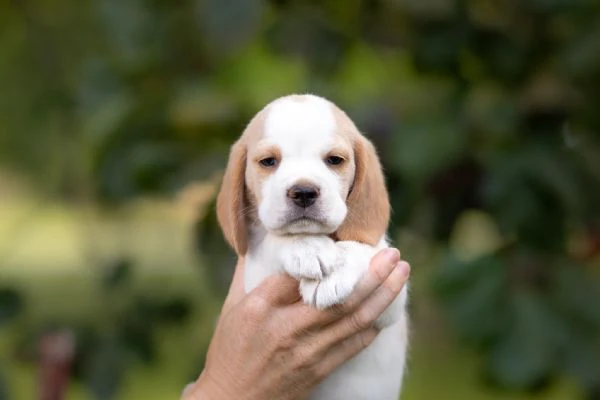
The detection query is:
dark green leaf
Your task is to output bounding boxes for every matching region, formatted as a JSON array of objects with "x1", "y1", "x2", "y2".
[
  {"x1": 550, "y1": 264, "x2": 600, "y2": 331},
  {"x1": 389, "y1": 113, "x2": 468, "y2": 182},
  {"x1": 84, "y1": 337, "x2": 124, "y2": 400},
  {"x1": 485, "y1": 291, "x2": 558, "y2": 390},
  {"x1": 102, "y1": 259, "x2": 132, "y2": 291},
  {"x1": 197, "y1": 0, "x2": 265, "y2": 56},
  {"x1": 194, "y1": 195, "x2": 237, "y2": 295},
  {"x1": 0, "y1": 288, "x2": 23, "y2": 327},
  {"x1": 118, "y1": 298, "x2": 159, "y2": 363},
  {"x1": 434, "y1": 254, "x2": 509, "y2": 345},
  {"x1": 0, "y1": 365, "x2": 8, "y2": 400},
  {"x1": 563, "y1": 336, "x2": 600, "y2": 391},
  {"x1": 154, "y1": 298, "x2": 193, "y2": 324}
]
